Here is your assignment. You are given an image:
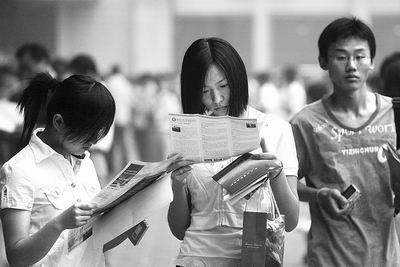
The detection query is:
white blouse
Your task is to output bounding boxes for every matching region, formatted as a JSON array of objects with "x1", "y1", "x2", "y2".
[
  {"x1": 0, "y1": 128, "x2": 100, "y2": 266},
  {"x1": 175, "y1": 106, "x2": 298, "y2": 263}
]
